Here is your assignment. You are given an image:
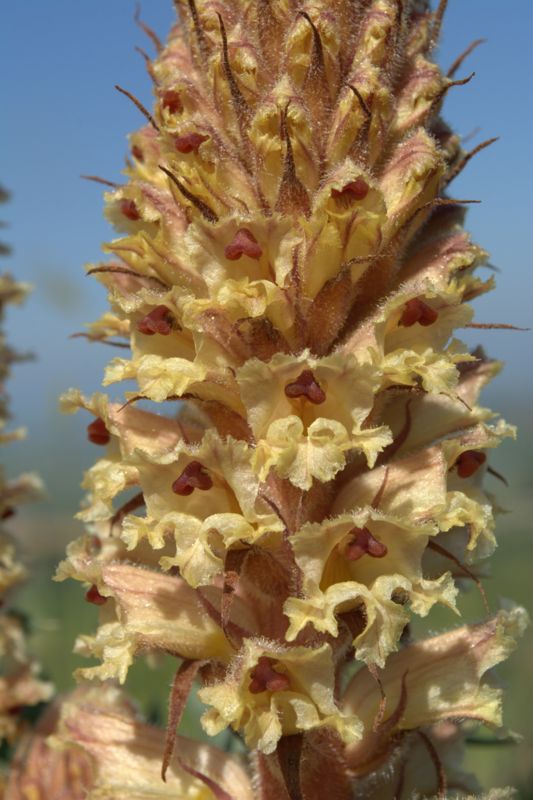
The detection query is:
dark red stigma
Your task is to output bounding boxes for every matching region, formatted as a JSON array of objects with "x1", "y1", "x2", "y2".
[
  {"x1": 284, "y1": 369, "x2": 326, "y2": 404},
  {"x1": 87, "y1": 417, "x2": 110, "y2": 446},
  {"x1": 136, "y1": 305, "x2": 174, "y2": 336},
  {"x1": 331, "y1": 178, "x2": 369, "y2": 204},
  {"x1": 85, "y1": 584, "x2": 107, "y2": 606},
  {"x1": 344, "y1": 527, "x2": 388, "y2": 561},
  {"x1": 455, "y1": 450, "x2": 486, "y2": 478},
  {"x1": 1, "y1": 507, "x2": 15, "y2": 521},
  {"x1": 249, "y1": 657, "x2": 291, "y2": 694},
  {"x1": 161, "y1": 89, "x2": 183, "y2": 114},
  {"x1": 224, "y1": 228, "x2": 263, "y2": 261},
  {"x1": 175, "y1": 133, "x2": 208, "y2": 154},
  {"x1": 399, "y1": 298, "x2": 439, "y2": 327},
  {"x1": 131, "y1": 144, "x2": 144, "y2": 162},
  {"x1": 172, "y1": 461, "x2": 213, "y2": 495},
  {"x1": 120, "y1": 198, "x2": 141, "y2": 221}
]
